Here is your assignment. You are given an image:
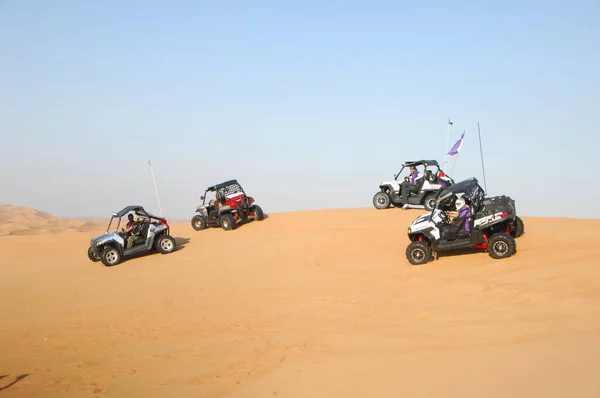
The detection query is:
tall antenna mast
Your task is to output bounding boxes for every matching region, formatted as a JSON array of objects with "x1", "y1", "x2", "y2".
[{"x1": 477, "y1": 121, "x2": 488, "y2": 193}]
